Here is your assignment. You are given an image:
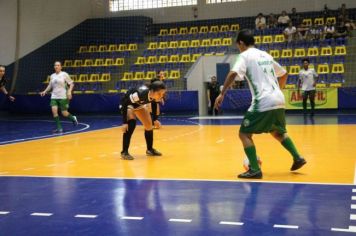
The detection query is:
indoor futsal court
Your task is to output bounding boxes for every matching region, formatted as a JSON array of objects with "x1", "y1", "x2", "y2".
[{"x1": 1, "y1": 0, "x2": 356, "y2": 235}]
